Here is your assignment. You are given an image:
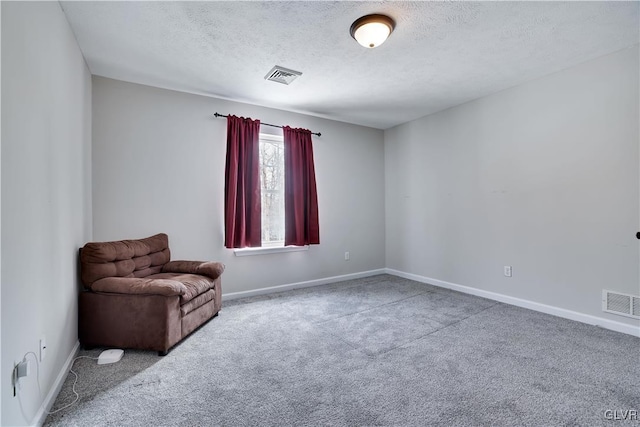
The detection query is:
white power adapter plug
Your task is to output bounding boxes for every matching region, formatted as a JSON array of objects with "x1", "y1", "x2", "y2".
[
  {"x1": 12, "y1": 359, "x2": 30, "y2": 396},
  {"x1": 16, "y1": 360, "x2": 30, "y2": 378}
]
